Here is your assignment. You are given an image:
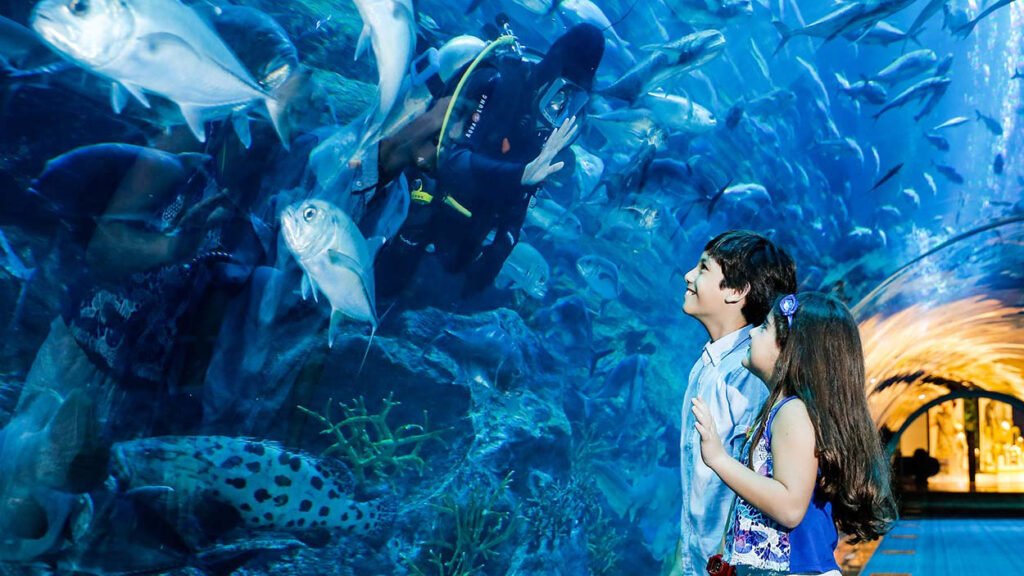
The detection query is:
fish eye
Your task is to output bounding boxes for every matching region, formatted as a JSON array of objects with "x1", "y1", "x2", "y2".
[
  {"x1": 69, "y1": 0, "x2": 89, "y2": 15},
  {"x1": 303, "y1": 206, "x2": 317, "y2": 221}
]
